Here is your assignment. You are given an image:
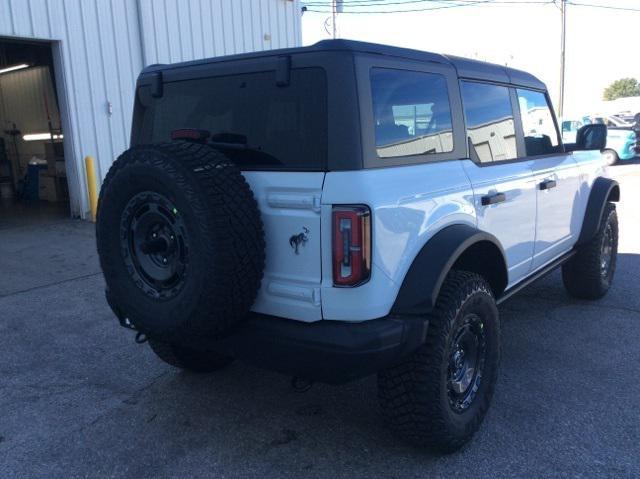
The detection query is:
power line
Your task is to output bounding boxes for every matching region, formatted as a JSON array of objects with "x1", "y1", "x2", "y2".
[
  {"x1": 305, "y1": 0, "x2": 449, "y2": 5},
  {"x1": 305, "y1": 0, "x2": 640, "y2": 13},
  {"x1": 305, "y1": 0, "x2": 552, "y2": 6},
  {"x1": 306, "y1": 1, "x2": 528, "y2": 14},
  {"x1": 305, "y1": 0, "x2": 462, "y2": 5},
  {"x1": 305, "y1": 0, "x2": 556, "y2": 13},
  {"x1": 566, "y1": 1, "x2": 640, "y2": 12}
]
